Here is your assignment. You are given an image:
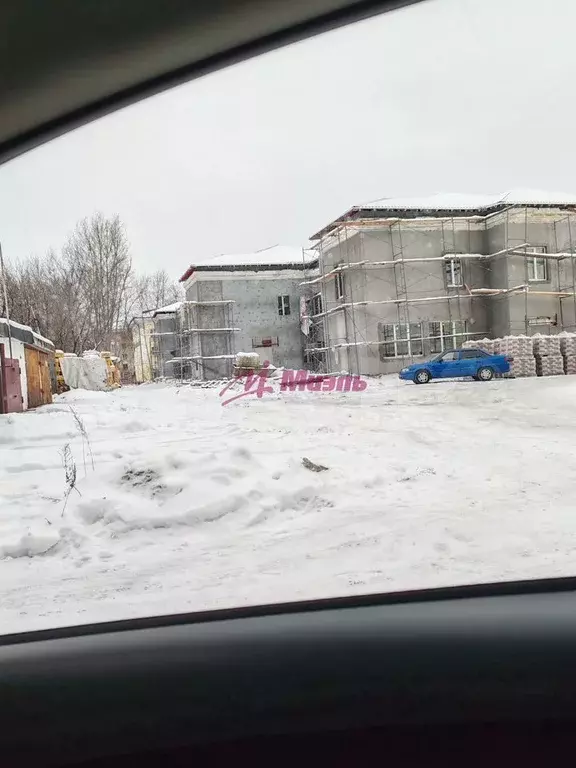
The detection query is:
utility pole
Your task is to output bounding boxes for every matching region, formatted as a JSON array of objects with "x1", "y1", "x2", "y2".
[{"x1": 0, "y1": 242, "x2": 13, "y2": 358}]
